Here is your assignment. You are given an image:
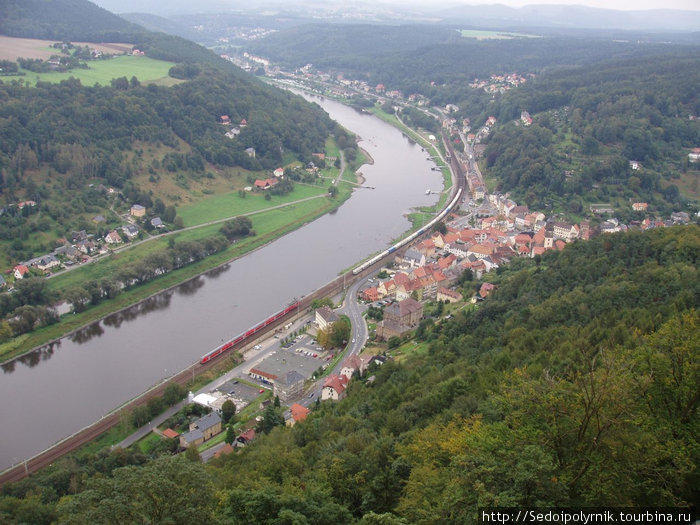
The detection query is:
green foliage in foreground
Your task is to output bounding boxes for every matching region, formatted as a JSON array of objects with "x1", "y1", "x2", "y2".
[{"x1": 1, "y1": 226, "x2": 697, "y2": 524}]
